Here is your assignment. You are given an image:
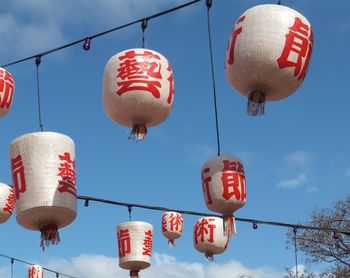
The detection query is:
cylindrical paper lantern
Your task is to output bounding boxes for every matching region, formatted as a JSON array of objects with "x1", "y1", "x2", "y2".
[
  {"x1": 10, "y1": 131, "x2": 77, "y2": 249},
  {"x1": 201, "y1": 155, "x2": 246, "y2": 235},
  {"x1": 103, "y1": 48, "x2": 175, "y2": 141},
  {"x1": 0, "y1": 183, "x2": 15, "y2": 224},
  {"x1": 225, "y1": 4, "x2": 313, "y2": 115},
  {"x1": 193, "y1": 217, "x2": 230, "y2": 260},
  {"x1": 117, "y1": 221, "x2": 153, "y2": 277},
  {"x1": 162, "y1": 211, "x2": 184, "y2": 246},
  {"x1": 0, "y1": 67, "x2": 15, "y2": 117},
  {"x1": 28, "y1": 264, "x2": 43, "y2": 278}
]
